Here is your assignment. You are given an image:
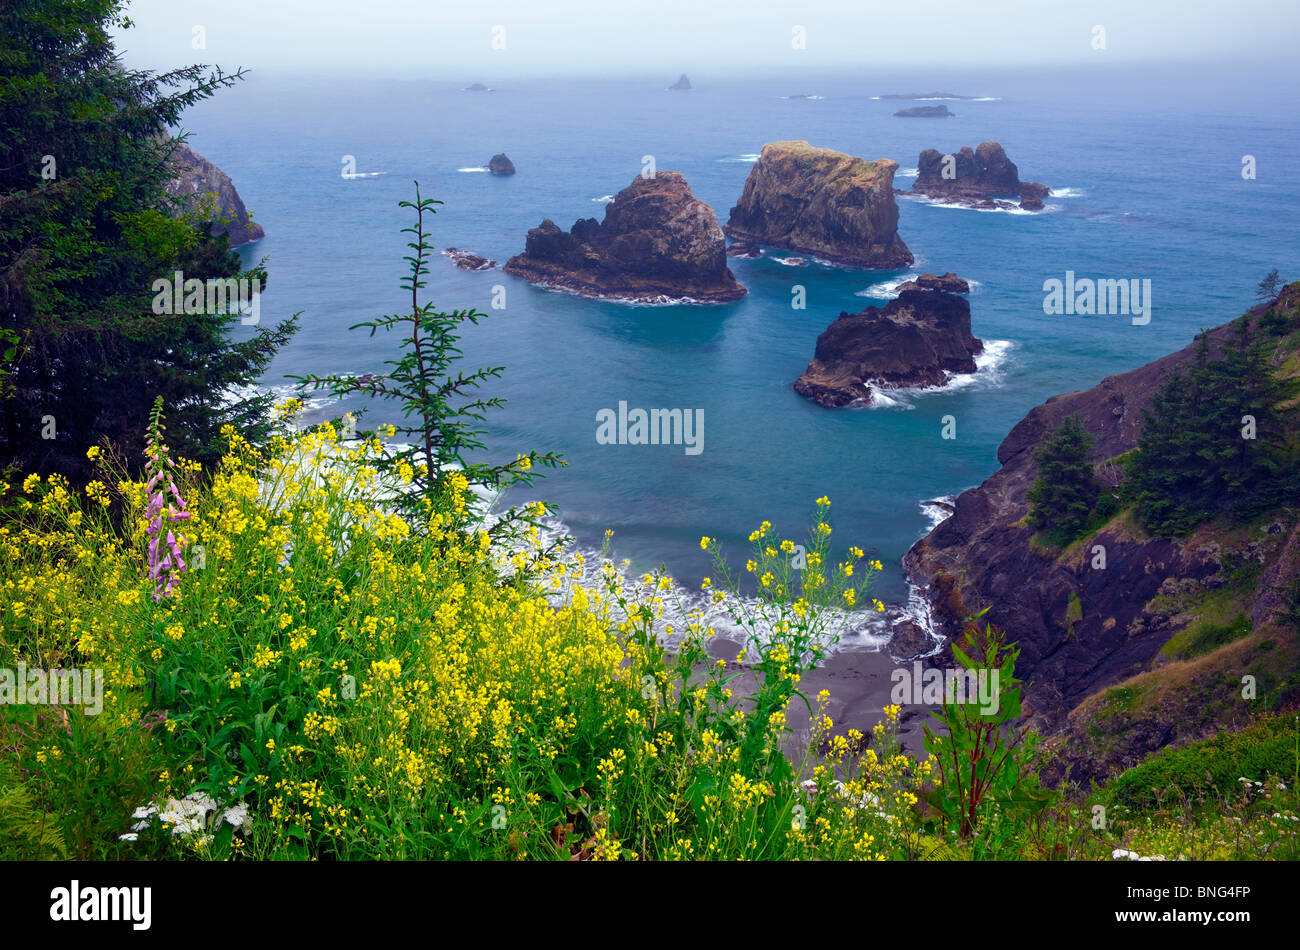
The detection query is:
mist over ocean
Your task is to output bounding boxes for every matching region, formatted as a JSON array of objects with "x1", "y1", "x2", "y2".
[{"x1": 191, "y1": 66, "x2": 1300, "y2": 612}]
